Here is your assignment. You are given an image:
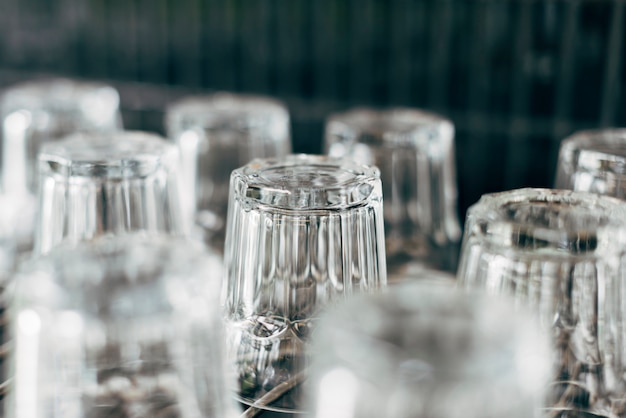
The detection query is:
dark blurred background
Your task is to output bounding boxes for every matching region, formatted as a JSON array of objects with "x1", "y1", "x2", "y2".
[{"x1": 1, "y1": 0, "x2": 624, "y2": 220}]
